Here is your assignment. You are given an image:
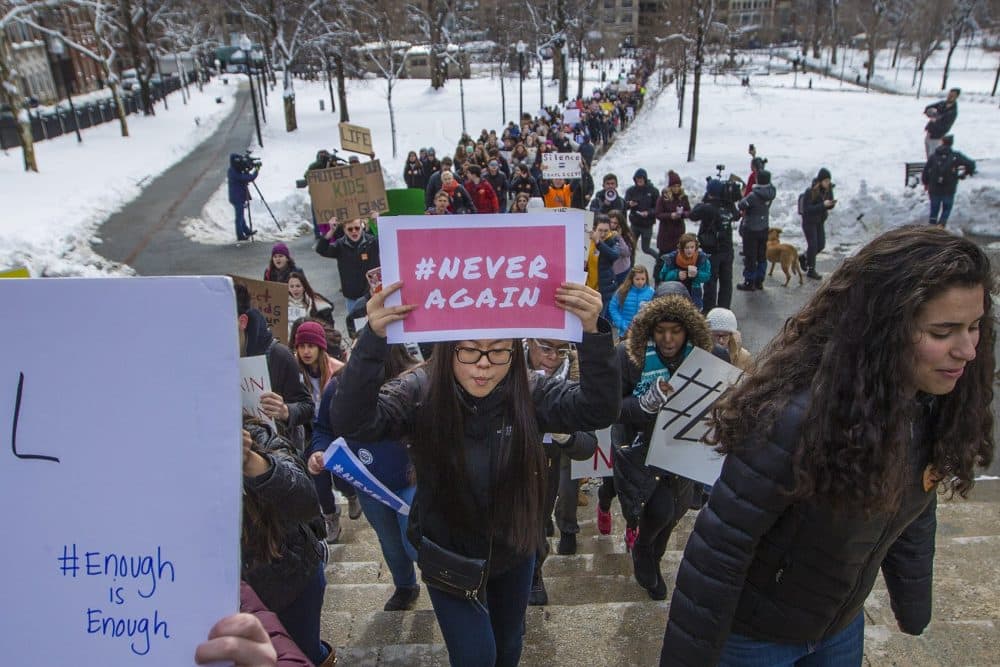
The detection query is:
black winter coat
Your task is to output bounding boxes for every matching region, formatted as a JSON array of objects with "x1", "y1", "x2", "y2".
[
  {"x1": 689, "y1": 198, "x2": 736, "y2": 256},
  {"x1": 801, "y1": 184, "x2": 834, "y2": 226},
  {"x1": 331, "y1": 325, "x2": 621, "y2": 575},
  {"x1": 661, "y1": 392, "x2": 938, "y2": 666},
  {"x1": 242, "y1": 423, "x2": 325, "y2": 612},
  {"x1": 243, "y1": 309, "x2": 315, "y2": 452},
  {"x1": 924, "y1": 100, "x2": 958, "y2": 139},
  {"x1": 737, "y1": 184, "x2": 776, "y2": 232},
  {"x1": 922, "y1": 147, "x2": 976, "y2": 196},
  {"x1": 314, "y1": 231, "x2": 380, "y2": 300},
  {"x1": 403, "y1": 159, "x2": 427, "y2": 189},
  {"x1": 624, "y1": 182, "x2": 660, "y2": 229}
]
